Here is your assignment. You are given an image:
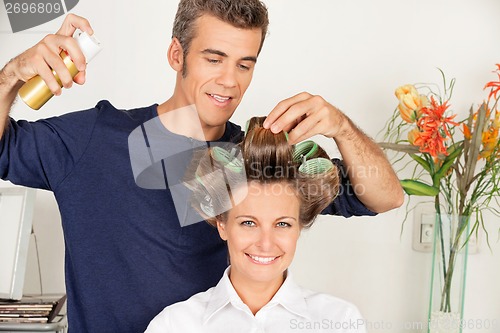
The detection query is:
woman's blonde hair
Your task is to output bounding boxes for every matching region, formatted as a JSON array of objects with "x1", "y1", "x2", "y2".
[{"x1": 186, "y1": 117, "x2": 340, "y2": 228}]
